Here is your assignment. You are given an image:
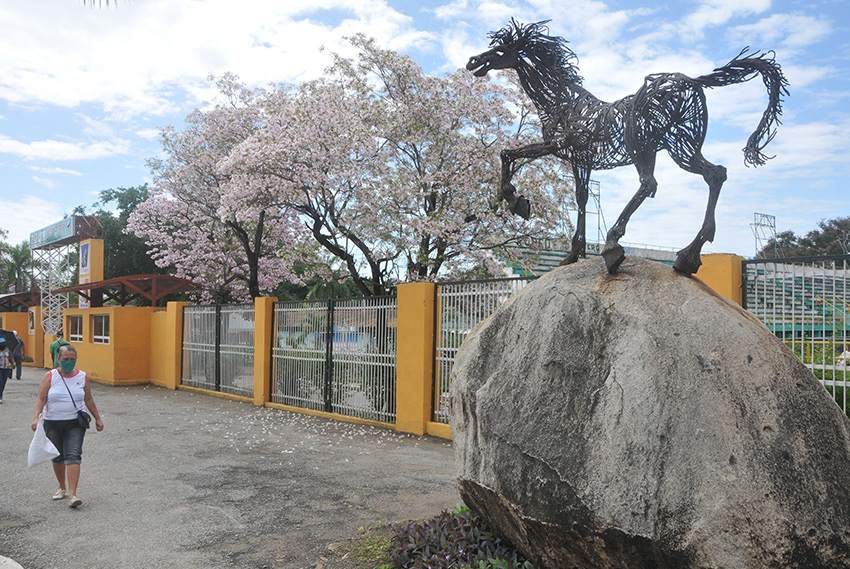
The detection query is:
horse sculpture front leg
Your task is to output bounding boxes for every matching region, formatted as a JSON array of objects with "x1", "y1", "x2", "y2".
[
  {"x1": 497, "y1": 143, "x2": 560, "y2": 220},
  {"x1": 499, "y1": 150, "x2": 531, "y2": 219}
]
